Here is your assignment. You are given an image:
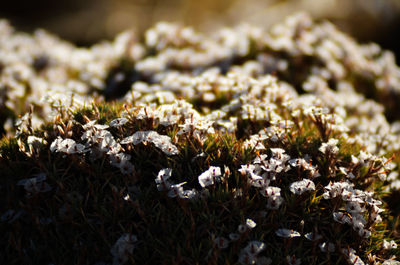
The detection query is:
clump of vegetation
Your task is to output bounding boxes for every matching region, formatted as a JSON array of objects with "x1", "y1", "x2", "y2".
[{"x1": 0, "y1": 13, "x2": 399, "y2": 264}]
